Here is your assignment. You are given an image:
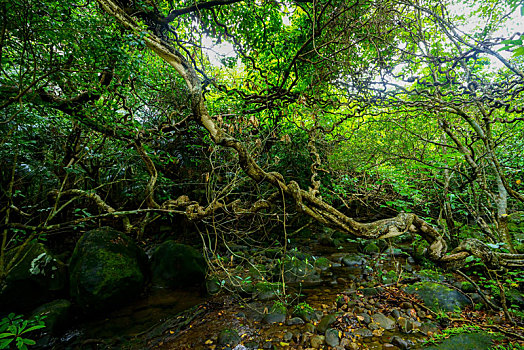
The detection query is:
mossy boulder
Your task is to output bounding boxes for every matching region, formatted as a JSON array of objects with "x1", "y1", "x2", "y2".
[
  {"x1": 69, "y1": 227, "x2": 148, "y2": 313},
  {"x1": 314, "y1": 257, "x2": 332, "y2": 271},
  {"x1": 405, "y1": 281, "x2": 471, "y2": 312},
  {"x1": 150, "y1": 241, "x2": 206, "y2": 288},
  {"x1": 31, "y1": 299, "x2": 71, "y2": 334},
  {"x1": 0, "y1": 243, "x2": 67, "y2": 312}
]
